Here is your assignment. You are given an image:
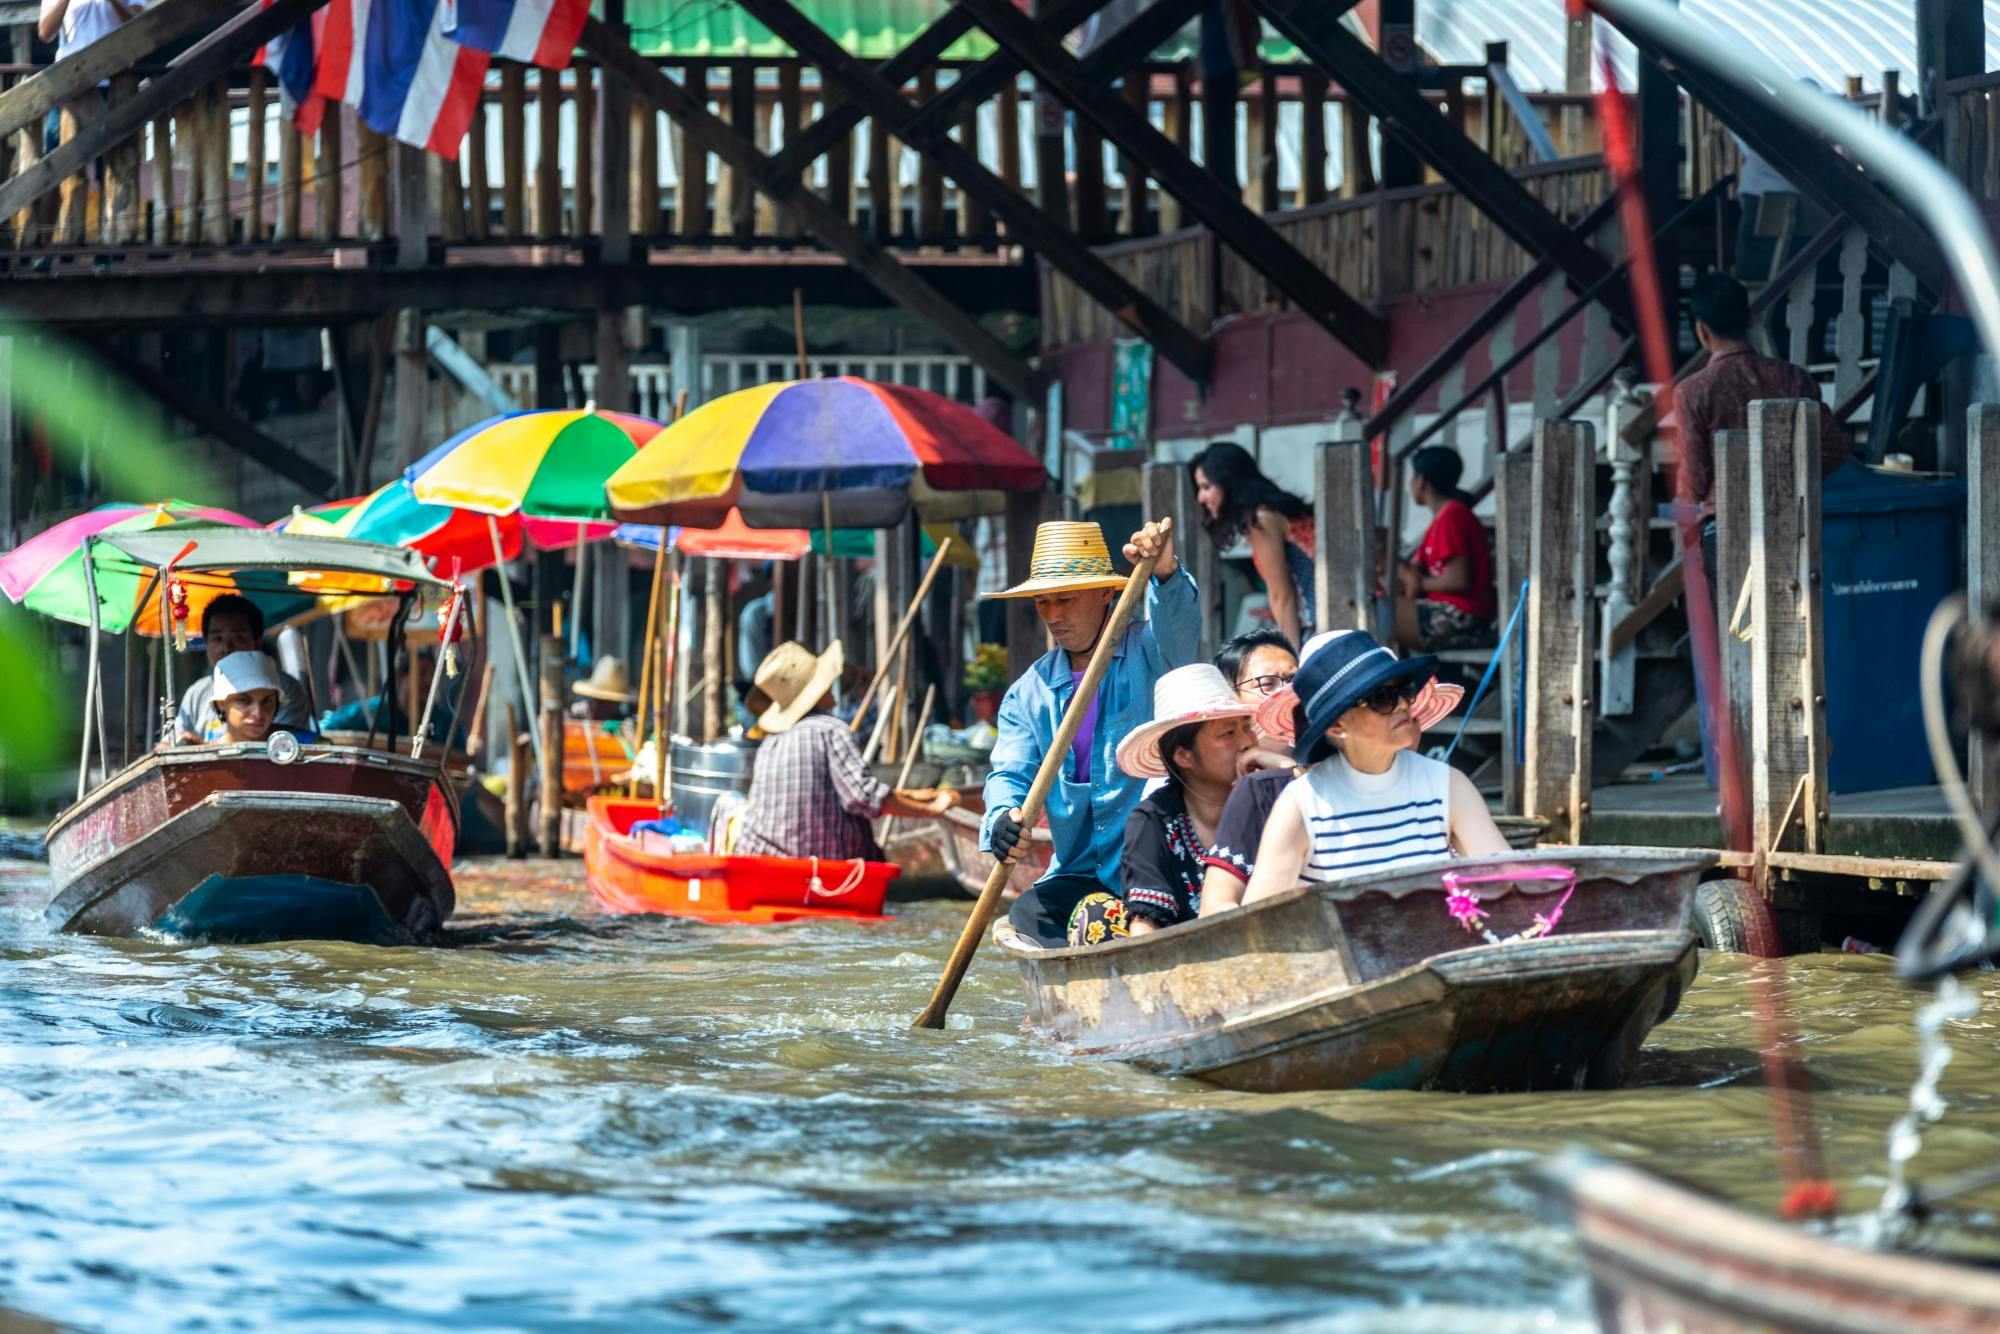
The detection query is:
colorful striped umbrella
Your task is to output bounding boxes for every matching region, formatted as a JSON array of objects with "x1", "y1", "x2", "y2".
[
  {"x1": 601, "y1": 378, "x2": 1045, "y2": 529},
  {"x1": 406, "y1": 408, "x2": 660, "y2": 520},
  {"x1": 0, "y1": 502, "x2": 261, "y2": 629},
  {"x1": 271, "y1": 483, "x2": 619, "y2": 574}
]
